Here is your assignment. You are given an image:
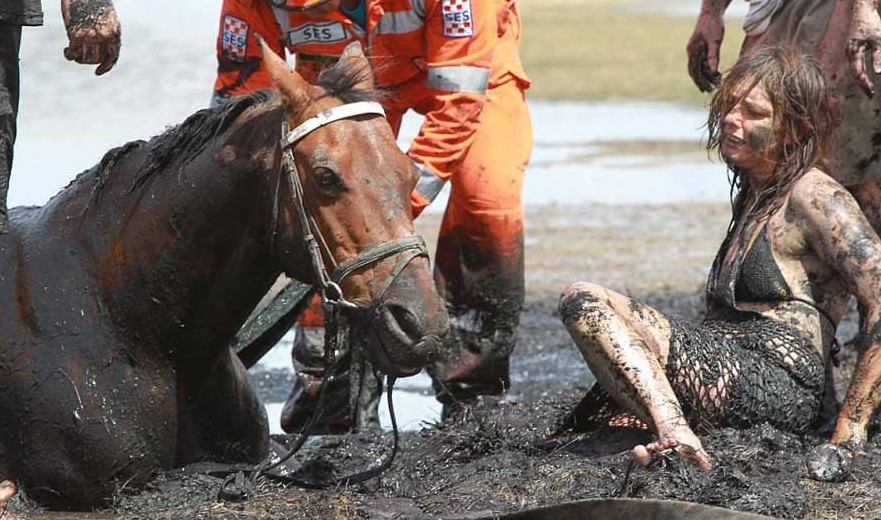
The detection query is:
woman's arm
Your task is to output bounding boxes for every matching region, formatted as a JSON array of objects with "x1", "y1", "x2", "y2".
[{"x1": 793, "y1": 173, "x2": 881, "y2": 449}]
